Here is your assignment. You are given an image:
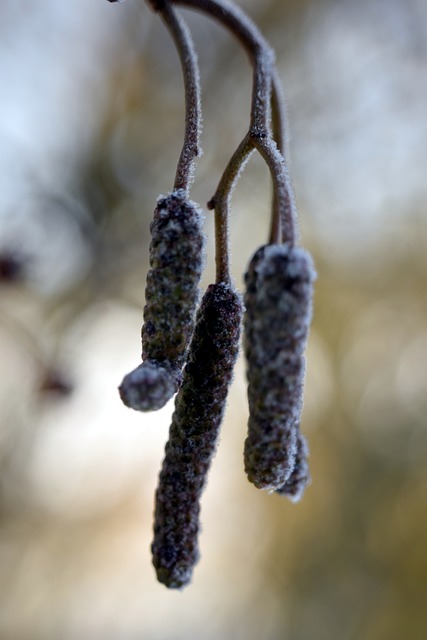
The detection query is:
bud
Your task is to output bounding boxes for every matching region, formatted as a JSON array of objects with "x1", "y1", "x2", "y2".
[
  {"x1": 152, "y1": 283, "x2": 242, "y2": 588},
  {"x1": 276, "y1": 432, "x2": 310, "y2": 502},
  {"x1": 119, "y1": 190, "x2": 205, "y2": 411},
  {"x1": 0, "y1": 250, "x2": 27, "y2": 283},
  {"x1": 243, "y1": 243, "x2": 315, "y2": 491}
]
